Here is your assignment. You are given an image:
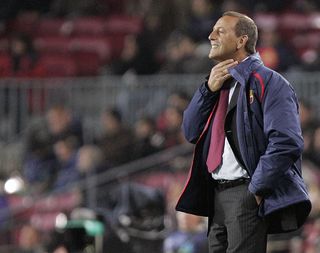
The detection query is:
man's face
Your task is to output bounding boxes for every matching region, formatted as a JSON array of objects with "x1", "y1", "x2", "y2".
[{"x1": 208, "y1": 15, "x2": 240, "y2": 61}]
